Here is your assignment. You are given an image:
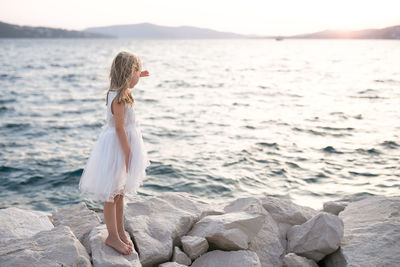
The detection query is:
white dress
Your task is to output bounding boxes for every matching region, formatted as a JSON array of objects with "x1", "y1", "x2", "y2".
[{"x1": 79, "y1": 90, "x2": 151, "y2": 202}]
